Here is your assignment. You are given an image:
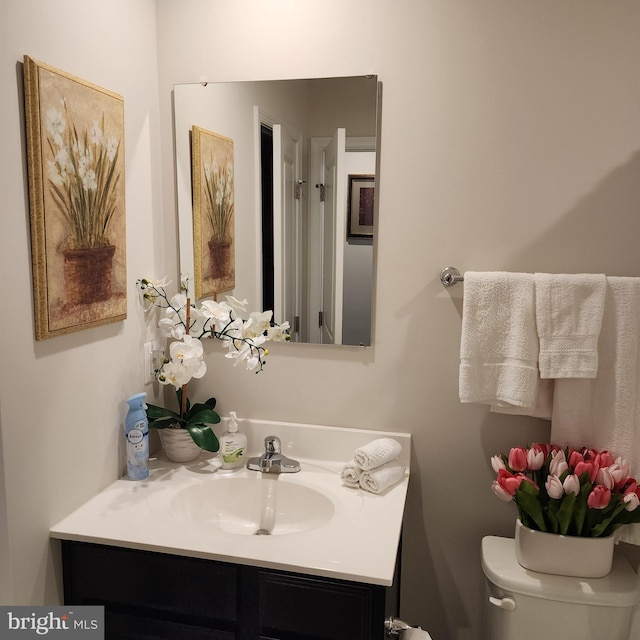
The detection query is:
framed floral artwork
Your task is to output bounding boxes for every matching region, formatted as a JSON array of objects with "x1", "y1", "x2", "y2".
[
  {"x1": 23, "y1": 56, "x2": 126, "y2": 340},
  {"x1": 191, "y1": 125, "x2": 235, "y2": 300},
  {"x1": 347, "y1": 174, "x2": 375, "y2": 239}
]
